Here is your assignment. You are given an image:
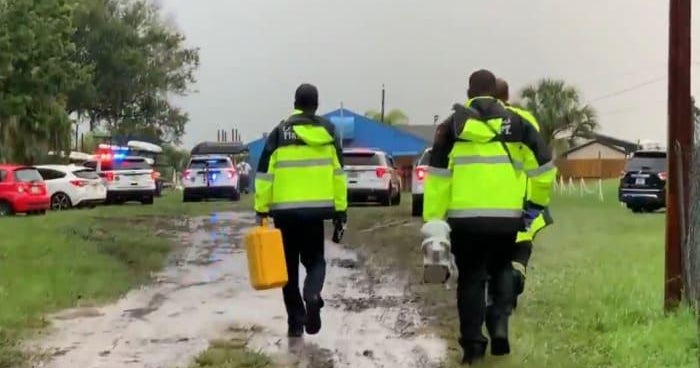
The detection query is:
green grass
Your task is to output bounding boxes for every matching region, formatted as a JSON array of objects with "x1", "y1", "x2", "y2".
[
  {"x1": 189, "y1": 338, "x2": 273, "y2": 368},
  {"x1": 343, "y1": 182, "x2": 699, "y2": 368},
  {"x1": 0, "y1": 191, "x2": 251, "y2": 368}
]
